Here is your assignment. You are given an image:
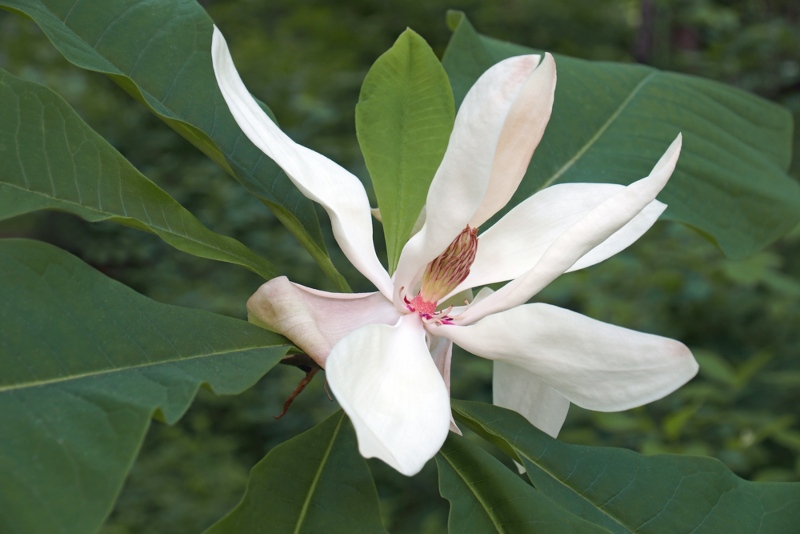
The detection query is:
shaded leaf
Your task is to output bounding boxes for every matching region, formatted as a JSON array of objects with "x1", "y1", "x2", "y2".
[
  {"x1": 207, "y1": 411, "x2": 386, "y2": 534},
  {"x1": 0, "y1": 66, "x2": 277, "y2": 280},
  {"x1": 0, "y1": 0, "x2": 348, "y2": 288},
  {"x1": 0, "y1": 239, "x2": 289, "y2": 534},
  {"x1": 693, "y1": 350, "x2": 737, "y2": 386},
  {"x1": 453, "y1": 400, "x2": 800, "y2": 534},
  {"x1": 443, "y1": 12, "x2": 800, "y2": 258},
  {"x1": 436, "y1": 433, "x2": 610, "y2": 533},
  {"x1": 356, "y1": 29, "x2": 454, "y2": 273}
]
